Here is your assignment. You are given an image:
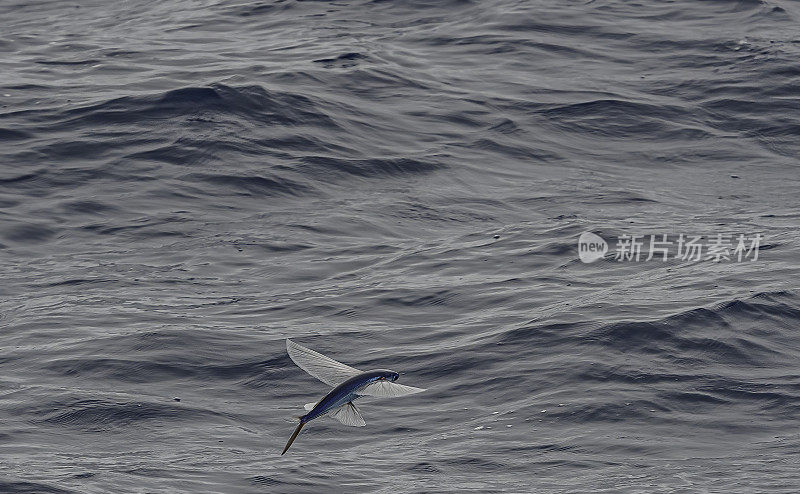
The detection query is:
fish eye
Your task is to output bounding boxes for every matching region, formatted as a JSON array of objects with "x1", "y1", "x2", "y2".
[{"x1": 392, "y1": 373, "x2": 399, "y2": 381}]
